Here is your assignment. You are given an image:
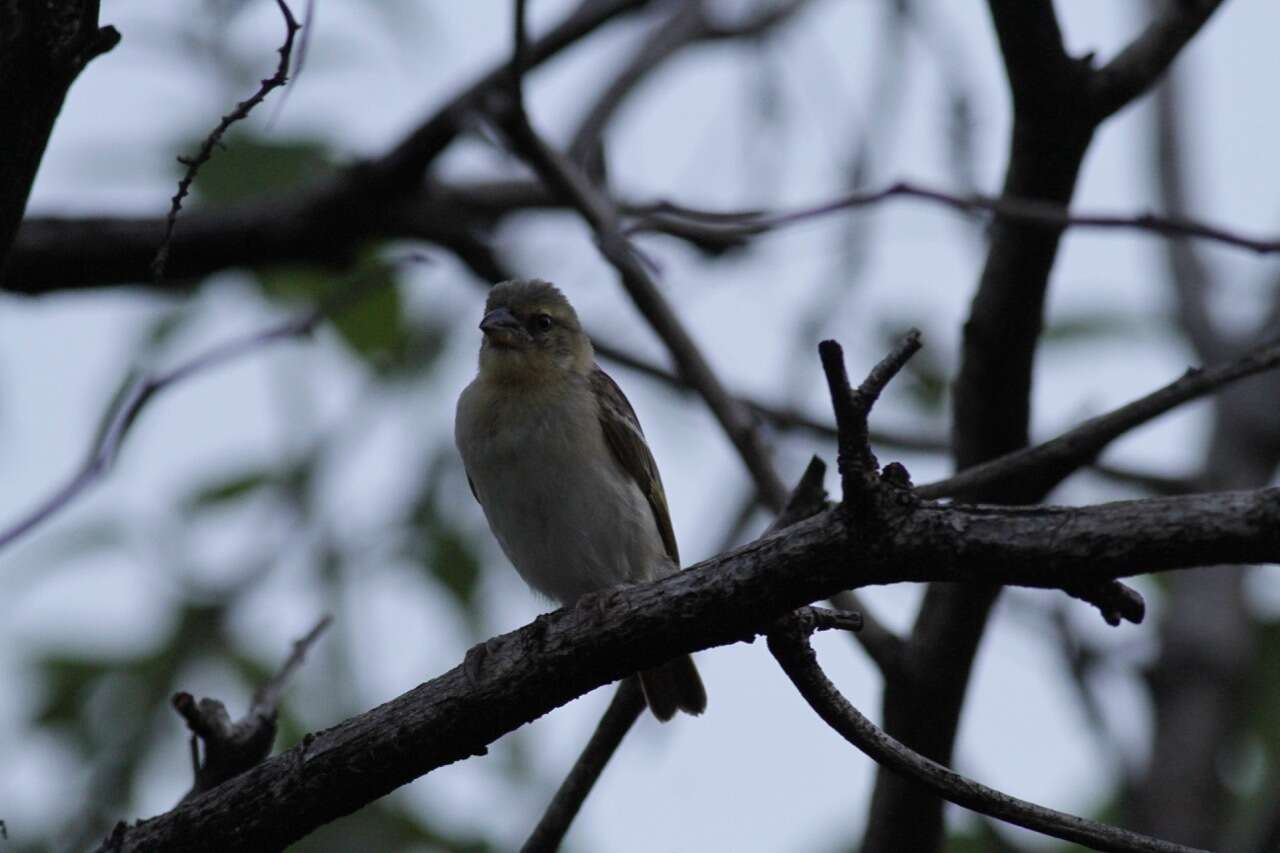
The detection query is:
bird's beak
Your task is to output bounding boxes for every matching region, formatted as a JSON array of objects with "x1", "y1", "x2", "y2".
[{"x1": 480, "y1": 307, "x2": 527, "y2": 348}]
